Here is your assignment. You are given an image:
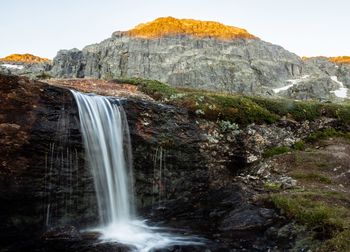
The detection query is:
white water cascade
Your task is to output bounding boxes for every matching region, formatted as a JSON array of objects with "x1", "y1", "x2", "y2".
[{"x1": 71, "y1": 90, "x2": 203, "y2": 251}]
